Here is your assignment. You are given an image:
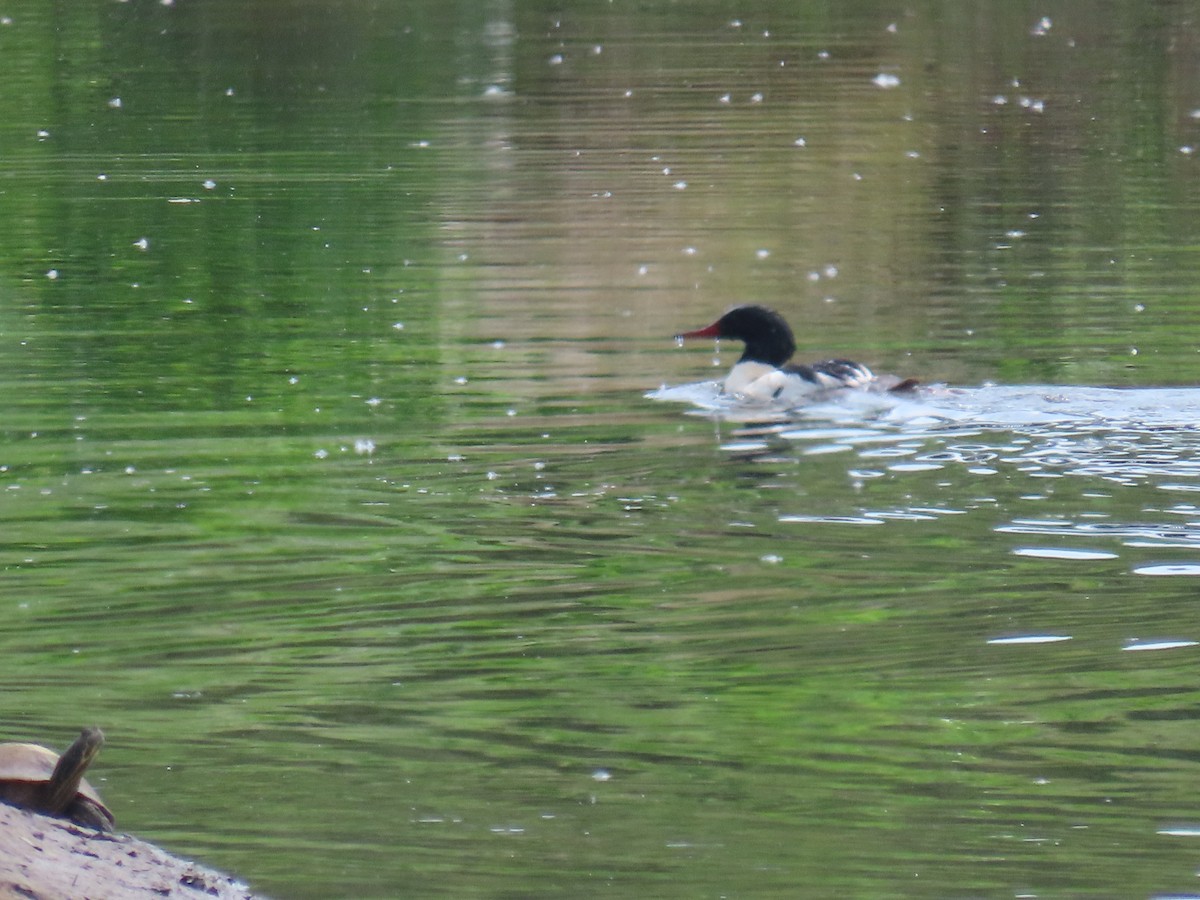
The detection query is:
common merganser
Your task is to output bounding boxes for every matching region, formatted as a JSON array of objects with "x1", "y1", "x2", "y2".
[{"x1": 677, "y1": 305, "x2": 916, "y2": 403}]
